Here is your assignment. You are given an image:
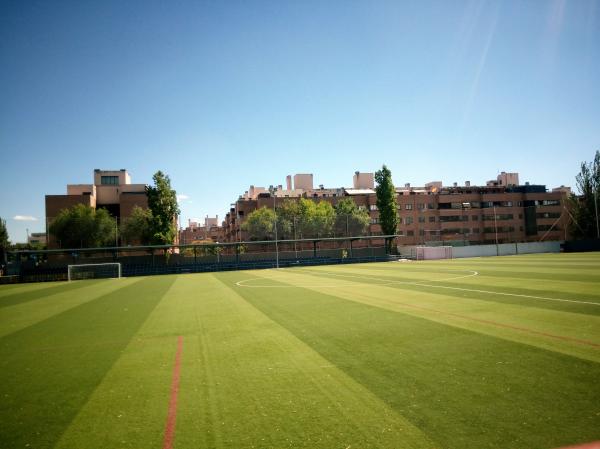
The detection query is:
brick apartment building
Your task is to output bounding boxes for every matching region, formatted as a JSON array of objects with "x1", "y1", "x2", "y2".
[
  {"x1": 45, "y1": 169, "x2": 148, "y2": 248},
  {"x1": 179, "y1": 216, "x2": 225, "y2": 244},
  {"x1": 222, "y1": 171, "x2": 571, "y2": 245}
]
